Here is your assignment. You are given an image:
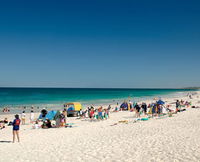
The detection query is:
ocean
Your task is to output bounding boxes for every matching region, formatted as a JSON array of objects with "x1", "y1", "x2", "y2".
[{"x1": 0, "y1": 88, "x2": 195, "y2": 110}]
